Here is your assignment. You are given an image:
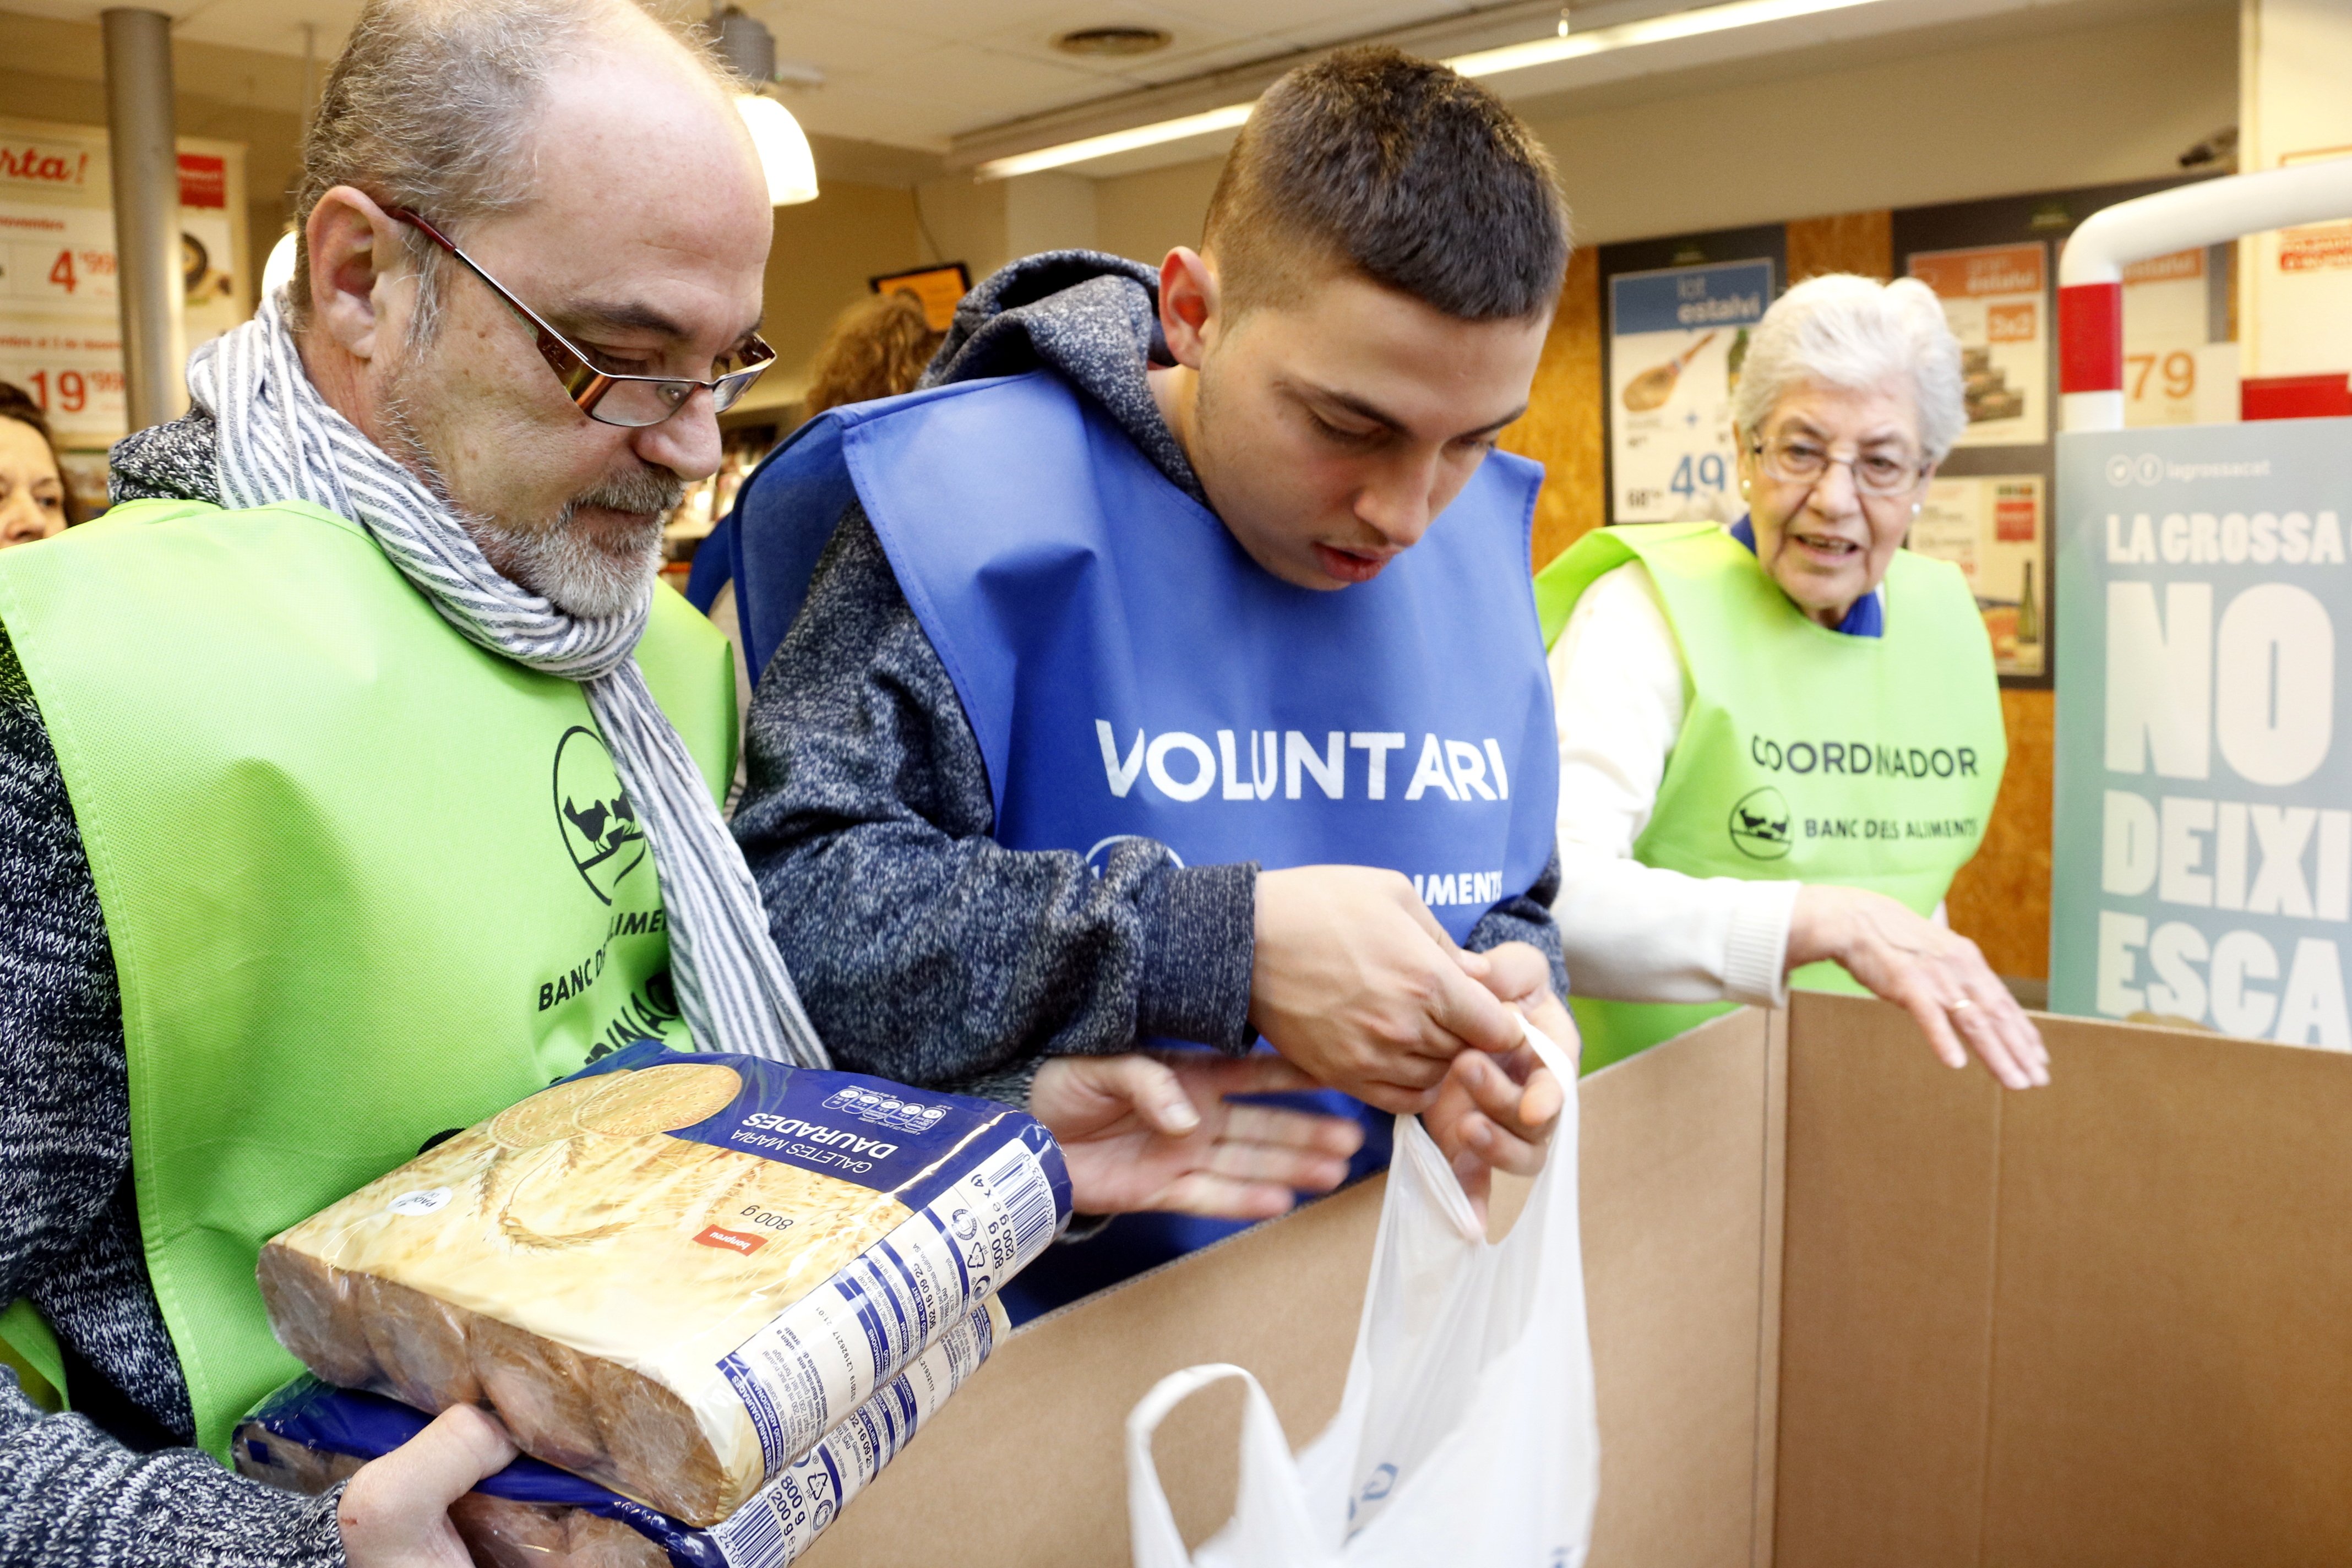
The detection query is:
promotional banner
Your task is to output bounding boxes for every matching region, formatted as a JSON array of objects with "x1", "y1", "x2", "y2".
[
  {"x1": 0, "y1": 115, "x2": 248, "y2": 454},
  {"x1": 2051, "y1": 417, "x2": 2352, "y2": 1052},
  {"x1": 1908, "y1": 241, "x2": 2048, "y2": 447},
  {"x1": 1608, "y1": 258, "x2": 1772, "y2": 523}
]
